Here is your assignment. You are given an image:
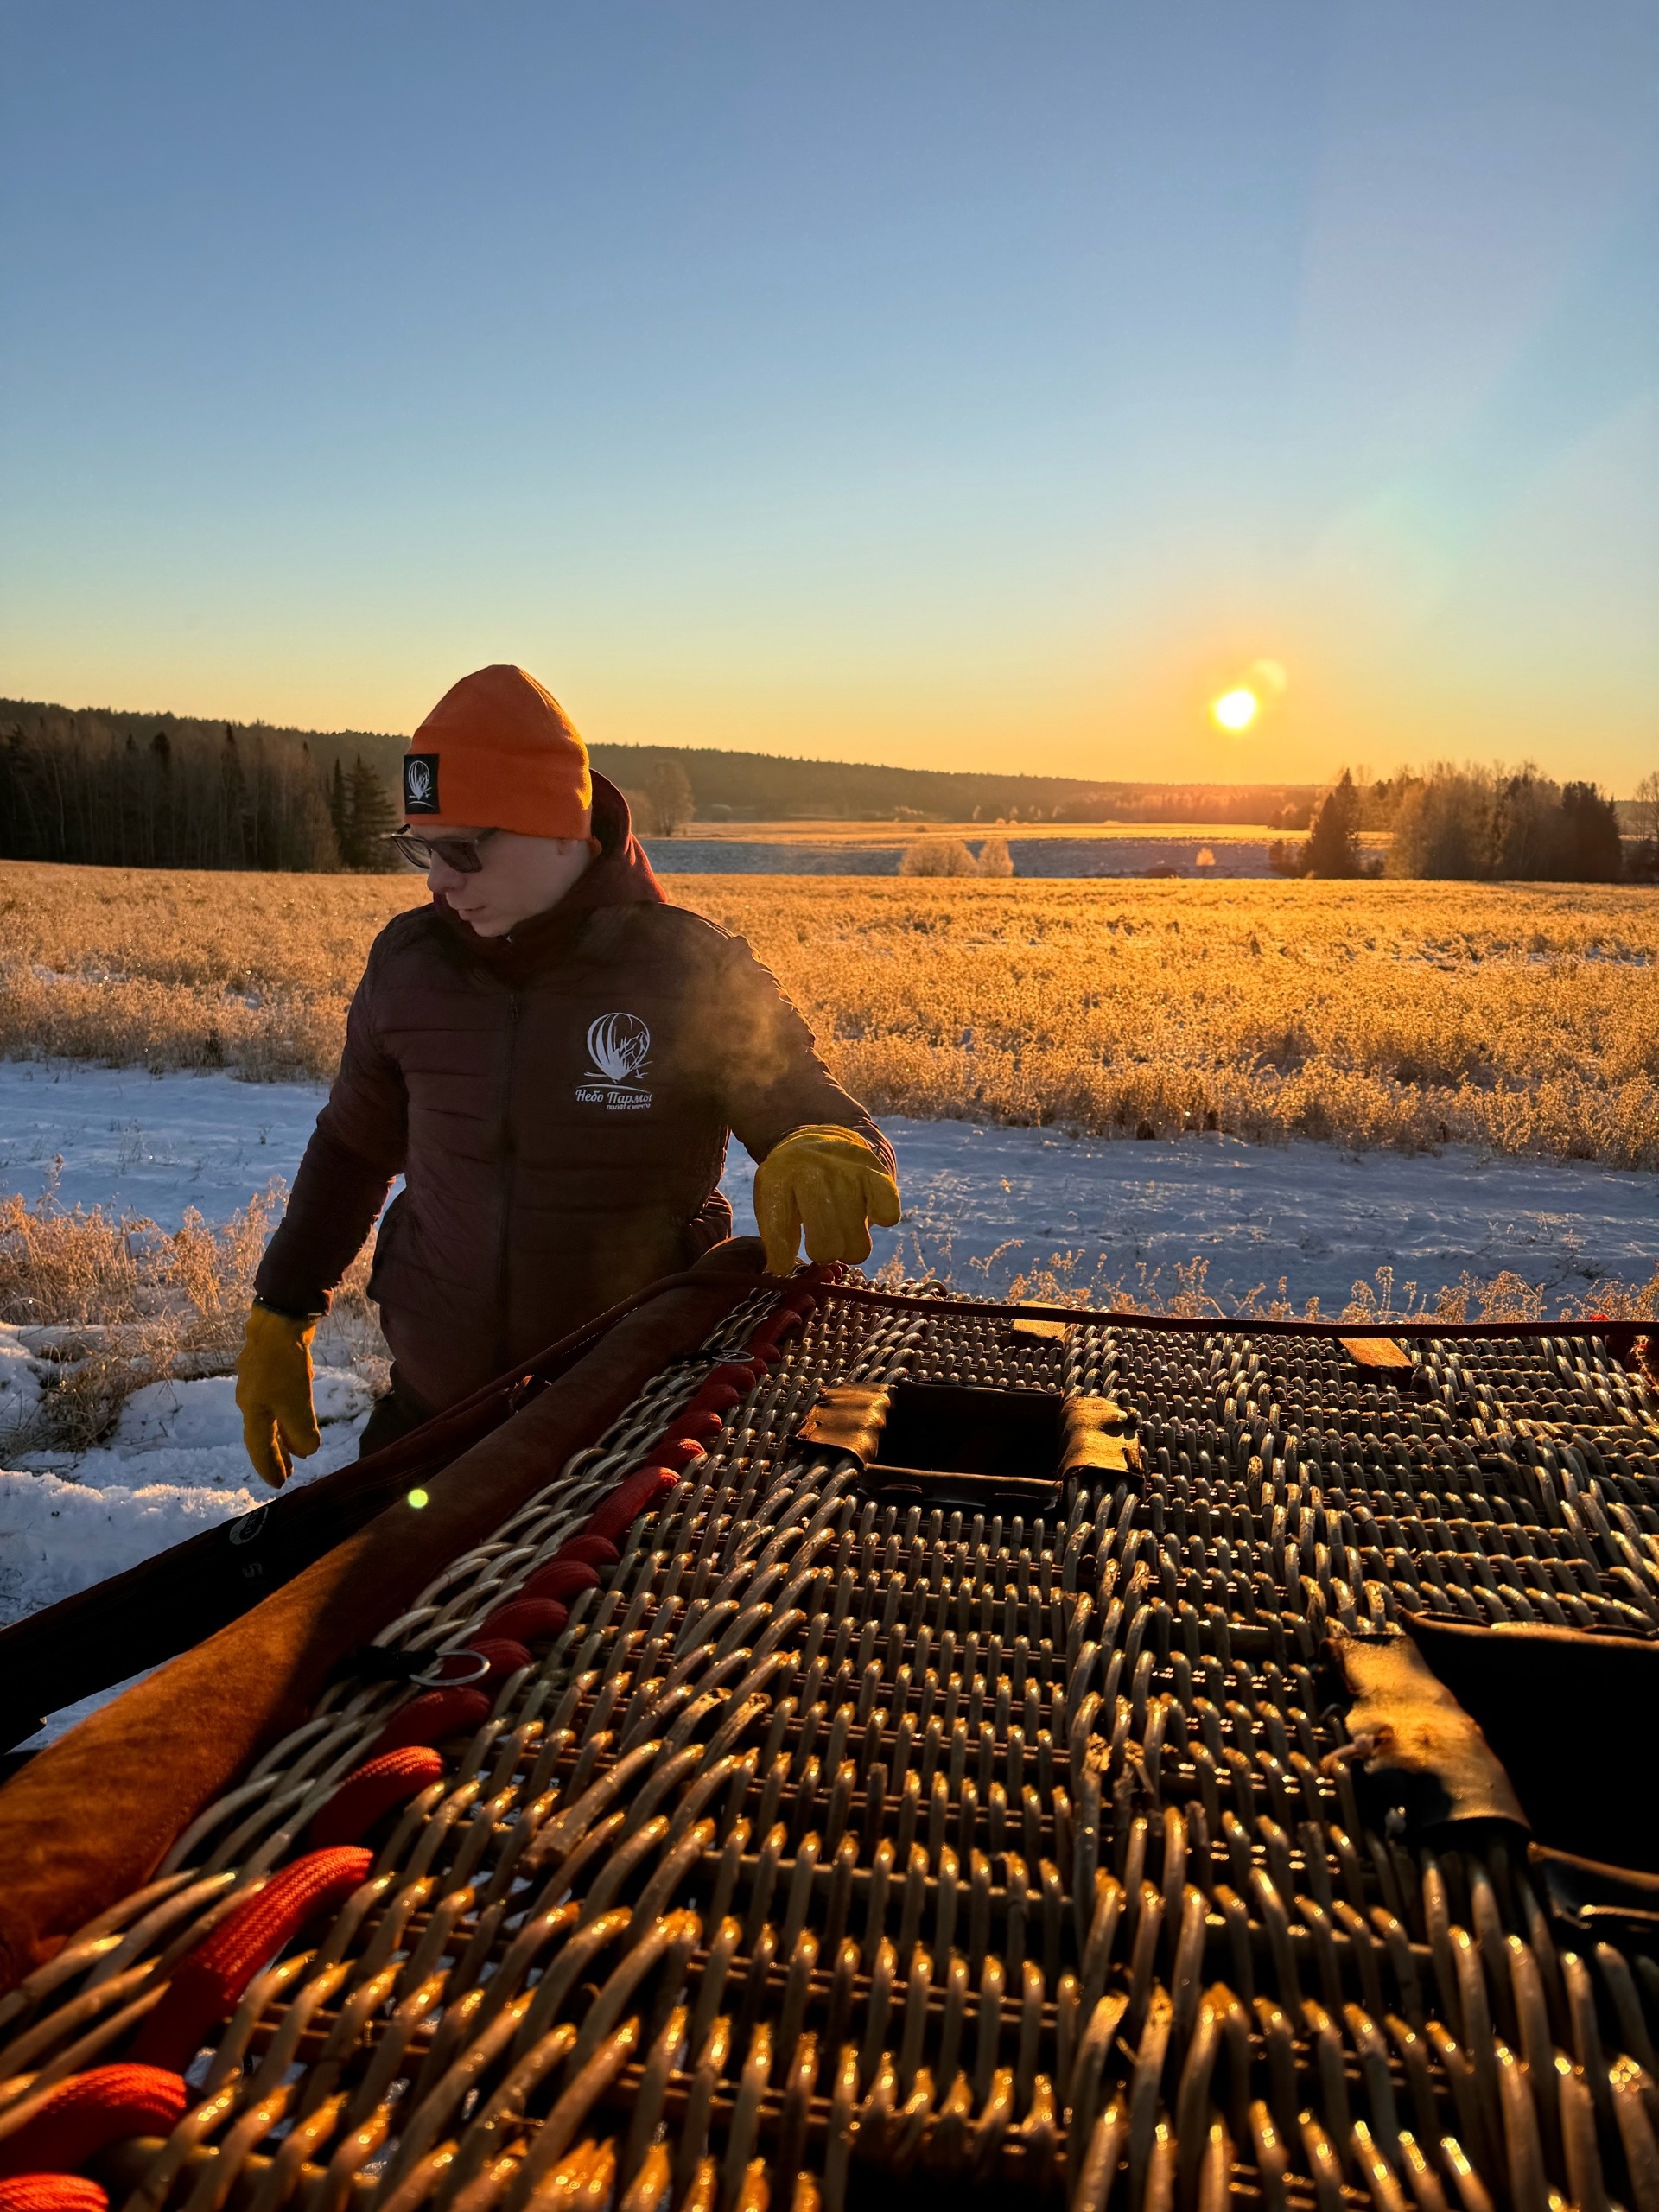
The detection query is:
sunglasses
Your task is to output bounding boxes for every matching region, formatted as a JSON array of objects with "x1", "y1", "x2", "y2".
[{"x1": 385, "y1": 826, "x2": 500, "y2": 874}]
